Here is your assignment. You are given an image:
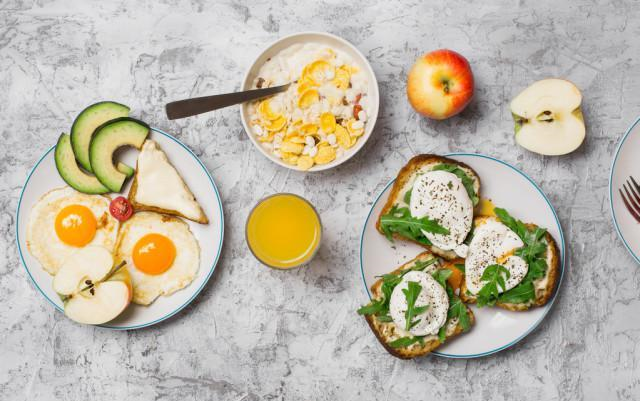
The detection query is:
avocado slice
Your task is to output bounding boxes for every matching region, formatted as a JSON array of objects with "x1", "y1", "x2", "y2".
[
  {"x1": 70, "y1": 101, "x2": 130, "y2": 173},
  {"x1": 55, "y1": 134, "x2": 134, "y2": 194},
  {"x1": 90, "y1": 117, "x2": 149, "y2": 192},
  {"x1": 55, "y1": 134, "x2": 110, "y2": 194}
]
